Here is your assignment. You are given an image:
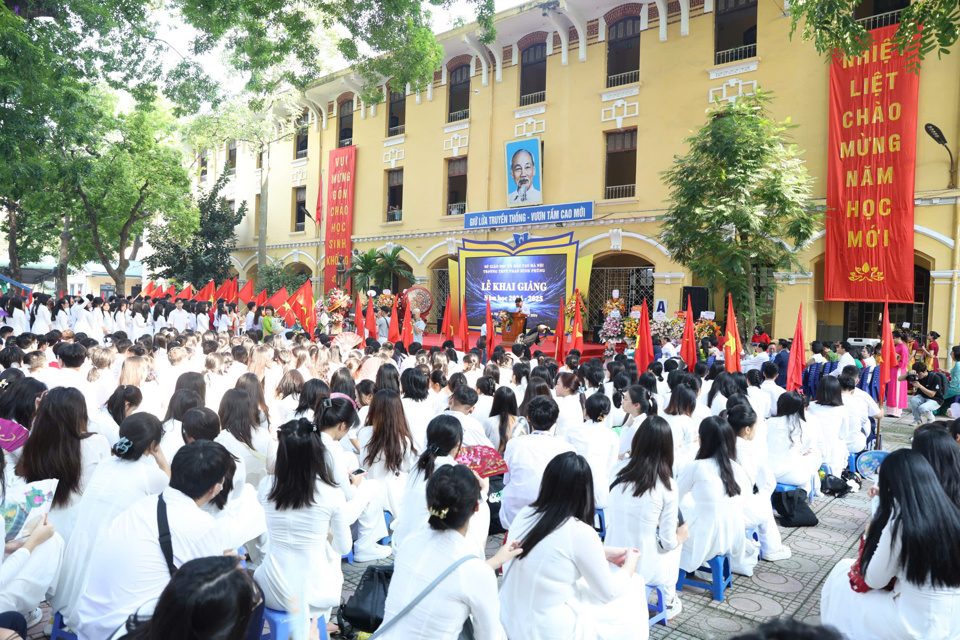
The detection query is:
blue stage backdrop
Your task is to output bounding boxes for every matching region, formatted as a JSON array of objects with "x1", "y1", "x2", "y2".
[{"x1": 464, "y1": 254, "x2": 567, "y2": 327}]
